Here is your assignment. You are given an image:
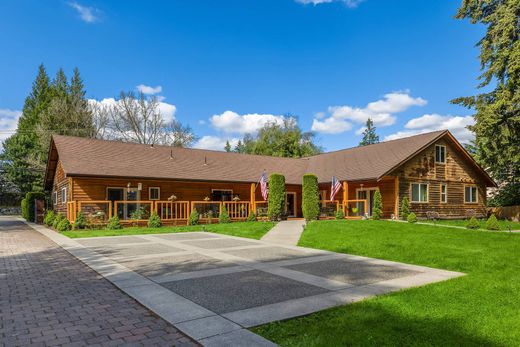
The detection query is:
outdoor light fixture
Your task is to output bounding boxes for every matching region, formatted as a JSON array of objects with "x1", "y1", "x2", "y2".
[{"x1": 138, "y1": 183, "x2": 142, "y2": 191}]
